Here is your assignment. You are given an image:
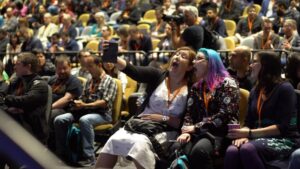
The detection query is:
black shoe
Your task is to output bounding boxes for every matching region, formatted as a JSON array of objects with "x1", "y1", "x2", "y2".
[{"x1": 77, "y1": 156, "x2": 95, "y2": 167}]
